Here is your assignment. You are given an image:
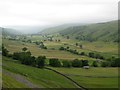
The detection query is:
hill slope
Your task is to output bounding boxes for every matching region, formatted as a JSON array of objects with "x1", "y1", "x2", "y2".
[
  {"x1": 59, "y1": 21, "x2": 118, "y2": 42},
  {"x1": 40, "y1": 20, "x2": 118, "y2": 42},
  {"x1": 0, "y1": 27, "x2": 22, "y2": 36},
  {"x1": 2, "y1": 57, "x2": 77, "y2": 88}
]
